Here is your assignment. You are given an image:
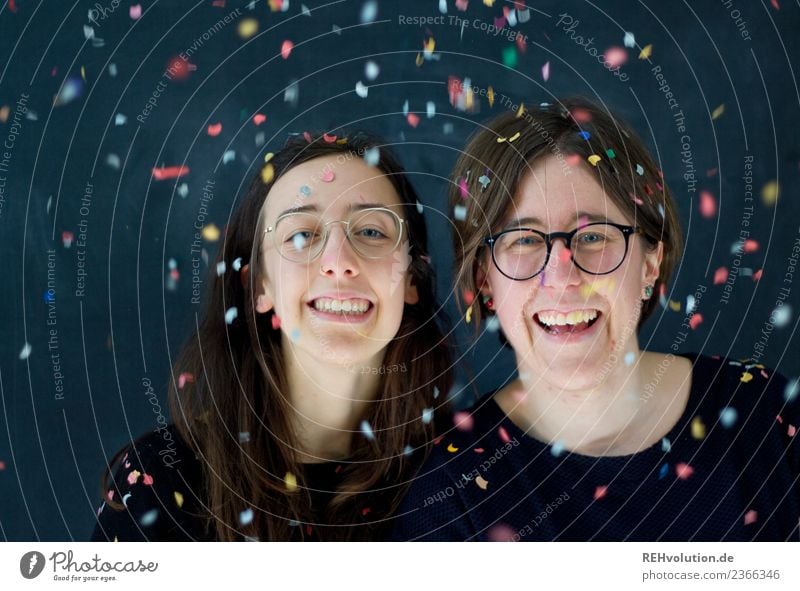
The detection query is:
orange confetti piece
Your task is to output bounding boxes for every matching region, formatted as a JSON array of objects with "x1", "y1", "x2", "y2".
[
  {"x1": 152, "y1": 166, "x2": 190, "y2": 180},
  {"x1": 207, "y1": 122, "x2": 222, "y2": 137}
]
